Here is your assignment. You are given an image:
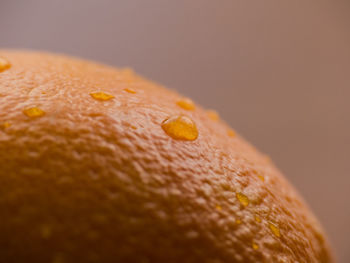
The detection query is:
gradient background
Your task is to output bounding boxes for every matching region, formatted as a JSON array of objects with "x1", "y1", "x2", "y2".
[{"x1": 0, "y1": 0, "x2": 349, "y2": 261}]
